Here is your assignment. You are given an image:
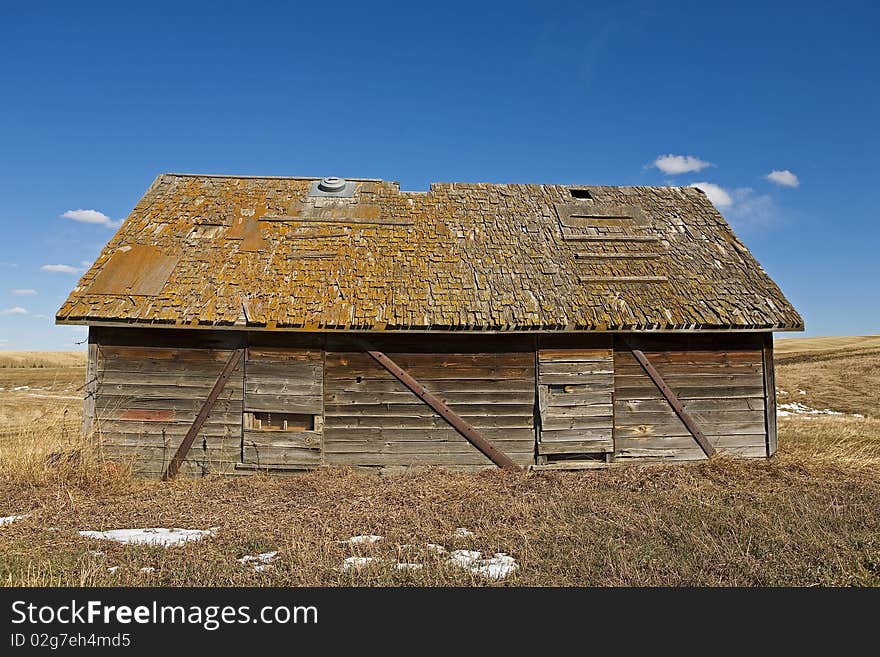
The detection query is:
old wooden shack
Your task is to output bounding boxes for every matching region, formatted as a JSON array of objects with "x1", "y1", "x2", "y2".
[{"x1": 56, "y1": 174, "x2": 803, "y2": 477}]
